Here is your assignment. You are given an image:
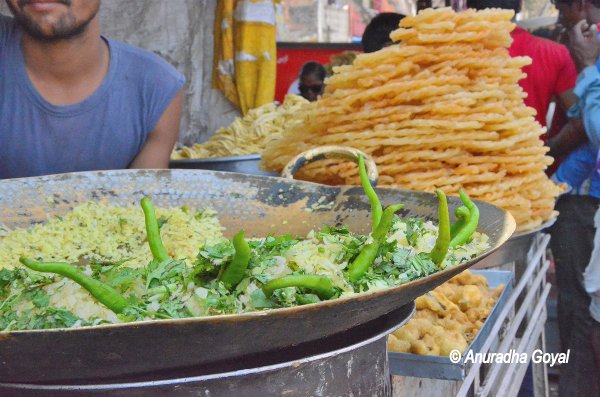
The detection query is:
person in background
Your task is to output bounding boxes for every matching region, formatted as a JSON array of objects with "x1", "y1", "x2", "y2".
[
  {"x1": 291, "y1": 61, "x2": 326, "y2": 102},
  {"x1": 0, "y1": 0, "x2": 185, "y2": 179},
  {"x1": 289, "y1": 12, "x2": 406, "y2": 103},
  {"x1": 548, "y1": 0, "x2": 592, "y2": 162},
  {"x1": 361, "y1": 12, "x2": 405, "y2": 53},
  {"x1": 468, "y1": 0, "x2": 590, "y2": 395},
  {"x1": 468, "y1": 0, "x2": 580, "y2": 150},
  {"x1": 551, "y1": 2, "x2": 600, "y2": 392},
  {"x1": 554, "y1": 0, "x2": 589, "y2": 43}
]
